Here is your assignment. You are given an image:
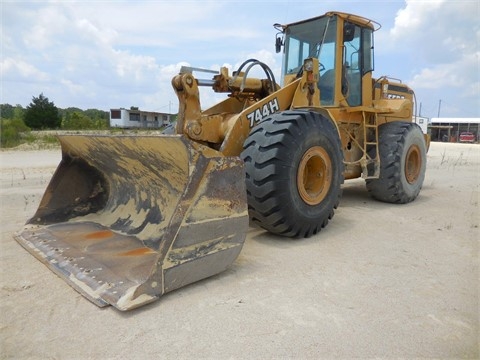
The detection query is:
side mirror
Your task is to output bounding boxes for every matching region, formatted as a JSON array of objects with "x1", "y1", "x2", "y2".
[
  {"x1": 343, "y1": 23, "x2": 356, "y2": 42},
  {"x1": 275, "y1": 35, "x2": 283, "y2": 53}
]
